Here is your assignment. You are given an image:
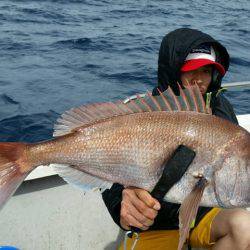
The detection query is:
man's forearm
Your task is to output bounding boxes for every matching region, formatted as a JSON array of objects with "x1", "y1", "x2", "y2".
[{"x1": 102, "y1": 183, "x2": 124, "y2": 228}]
